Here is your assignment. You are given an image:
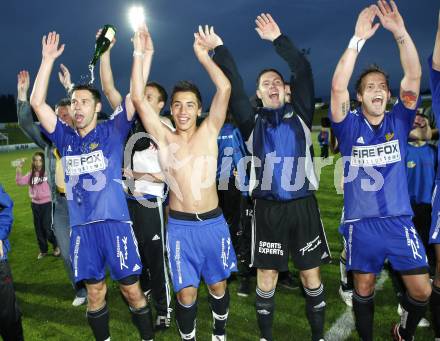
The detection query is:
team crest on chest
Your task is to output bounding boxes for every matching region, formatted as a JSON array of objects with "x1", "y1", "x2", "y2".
[
  {"x1": 385, "y1": 132, "x2": 394, "y2": 141},
  {"x1": 89, "y1": 142, "x2": 99, "y2": 151}
]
